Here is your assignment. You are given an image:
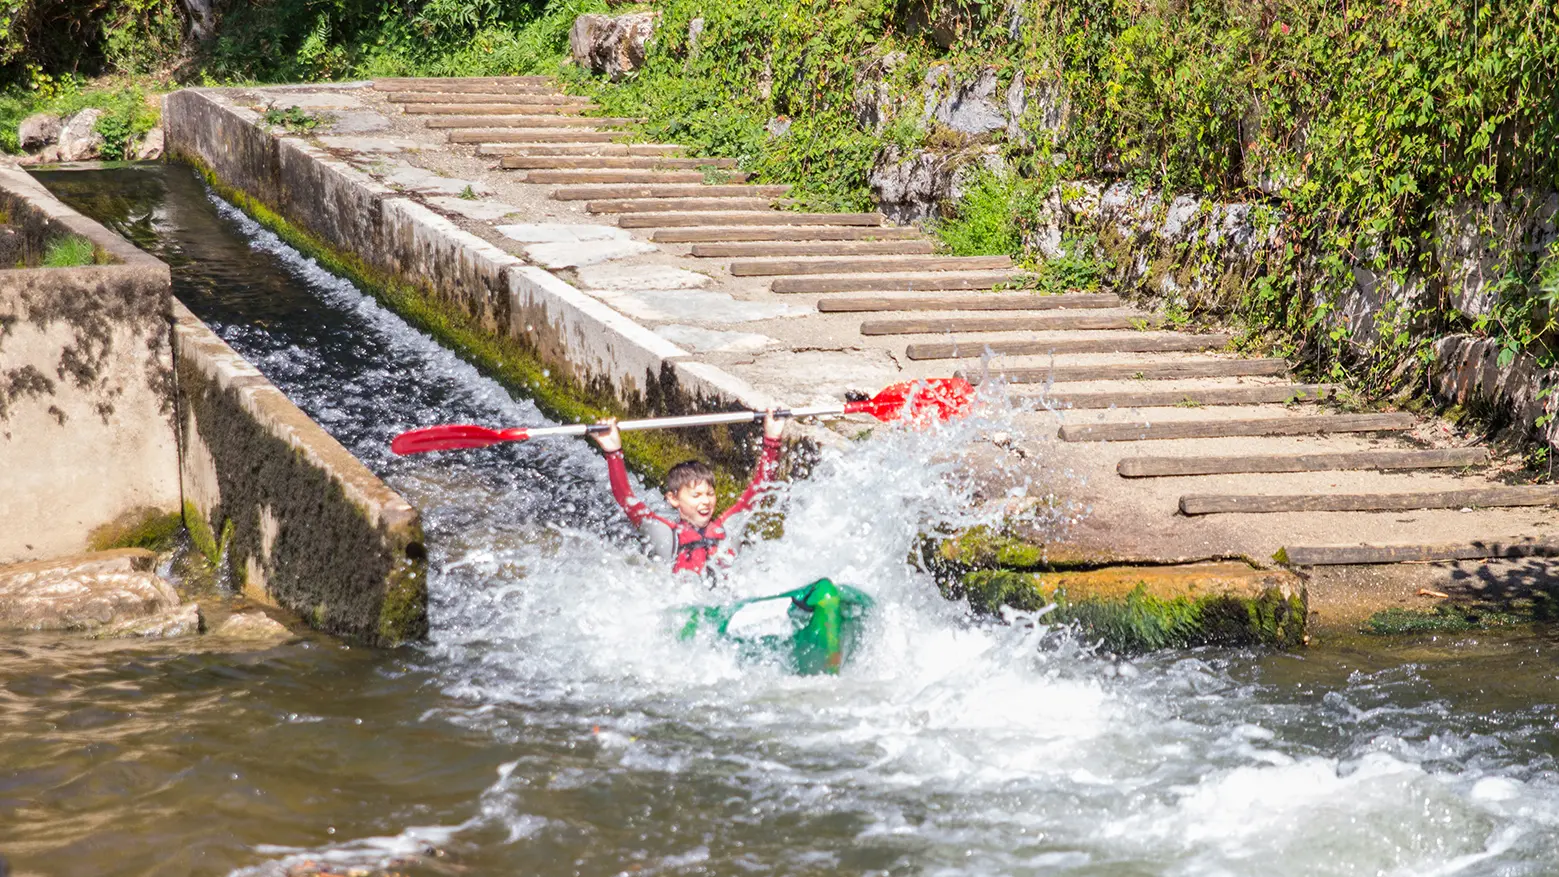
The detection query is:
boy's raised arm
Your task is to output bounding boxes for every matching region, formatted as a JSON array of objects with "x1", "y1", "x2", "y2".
[
  {"x1": 717, "y1": 411, "x2": 785, "y2": 523},
  {"x1": 591, "y1": 420, "x2": 650, "y2": 527}
]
